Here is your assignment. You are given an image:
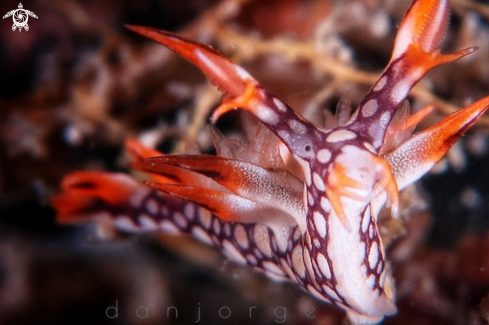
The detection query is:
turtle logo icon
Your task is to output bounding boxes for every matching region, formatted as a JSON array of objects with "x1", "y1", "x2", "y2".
[{"x1": 3, "y1": 3, "x2": 38, "y2": 32}]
